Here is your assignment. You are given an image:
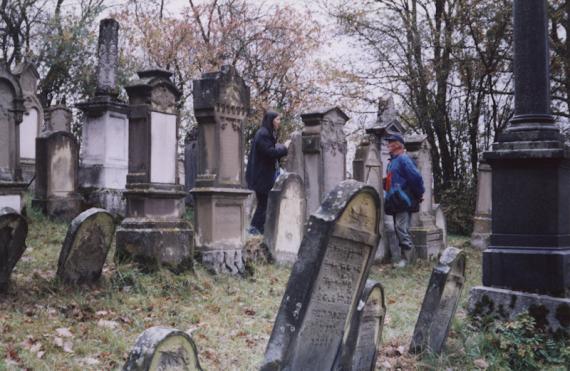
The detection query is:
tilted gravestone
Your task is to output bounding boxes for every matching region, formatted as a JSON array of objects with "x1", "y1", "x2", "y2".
[
  {"x1": 409, "y1": 247, "x2": 466, "y2": 354},
  {"x1": 261, "y1": 180, "x2": 381, "y2": 370},
  {"x1": 0, "y1": 207, "x2": 28, "y2": 292},
  {"x1": 264, "y1": 172, "x2": 306, "y2": 264},
  {"x1": 123, "y1": 327, "x2": 203, "y2": 371},
  {"x1": 339, "y1": 279, "x2": 386, "y2": 371},
  {"x1": 56, "y1": 208, "x2": 115, "y2": 284}
]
